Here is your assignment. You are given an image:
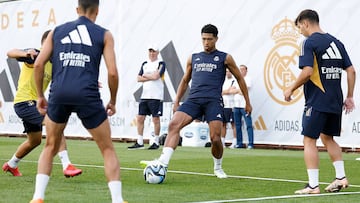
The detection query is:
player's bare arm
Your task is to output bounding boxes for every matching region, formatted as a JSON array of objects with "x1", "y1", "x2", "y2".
[
  {"x1": 343, "y1": 65, "x2": 356, "y2": 114},
  {"x1": 7, "y1": 49, "x2": 38, "y2": 61},
  {"x1": 34, "y1": 30, "x2": 53, "y2": 115},
  {"x1": 173, "y1": 56, "x2": 192, "y2": 112},
  {"x1": 103, "y1": 31, "x2": 118, "y2": 116},
  {"x1": 226, "y1": 54, "x2": 252, "y2": 114},
  {"x1": 284, "y1": 66, "x2": 312, "y2": 102}
]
